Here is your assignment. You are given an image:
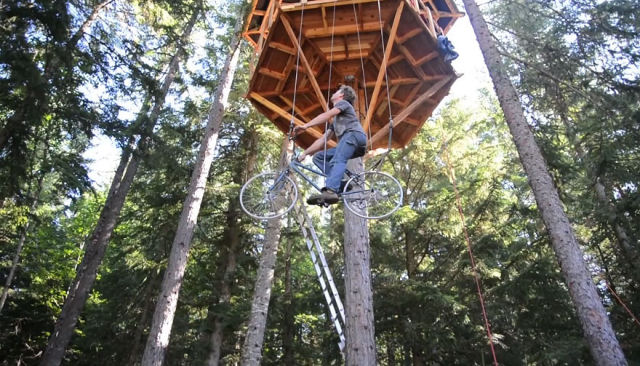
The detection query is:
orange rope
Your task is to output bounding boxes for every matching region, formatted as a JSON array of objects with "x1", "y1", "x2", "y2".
[
  {"x1": 442, "y1": 141, "x2": 499, "y2": 366},
  {"x1": 601, "y1": 278, "x2": 640, "y2": 327}
]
